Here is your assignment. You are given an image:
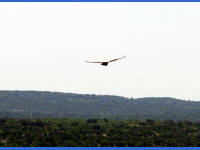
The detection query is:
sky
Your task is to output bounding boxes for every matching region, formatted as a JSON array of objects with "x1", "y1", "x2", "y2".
[{"x1": 0, "y1": 3, "x2": 200, "y2": 101}]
